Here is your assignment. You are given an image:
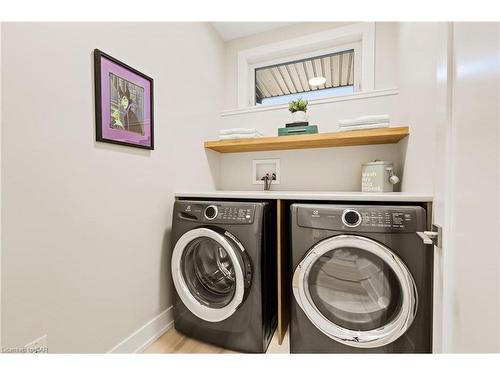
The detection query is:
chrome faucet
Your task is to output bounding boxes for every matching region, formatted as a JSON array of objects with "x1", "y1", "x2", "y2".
[{"x1": 261, "y1": 173, "x2": 276, "y2": 191}]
